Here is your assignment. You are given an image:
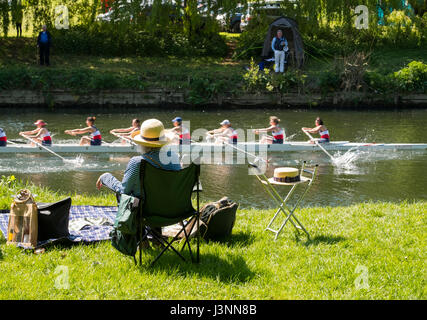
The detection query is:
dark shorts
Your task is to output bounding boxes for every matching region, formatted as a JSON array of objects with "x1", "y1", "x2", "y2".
[
  {"x1": 180, "y1": 139, "x2": 191, "y2": 145},
  {"x1": 42, "y1": 141, "x2": 52, "y2": 146},
  {"x1": 319, "y1": 138, "x2": 330, "y2": 143},
  {"x1": 273, "y1": 139, "x2": 283, "y2": 144},
  {"x1": 0, "y1": 141, "x2": 6, "y2": 147},
  {"x1": 91, "y1": 139, "x2": 102, "y2": 146},
  {"x1": 232, "y1": 138, "x2": 237, "y2": 144}
]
